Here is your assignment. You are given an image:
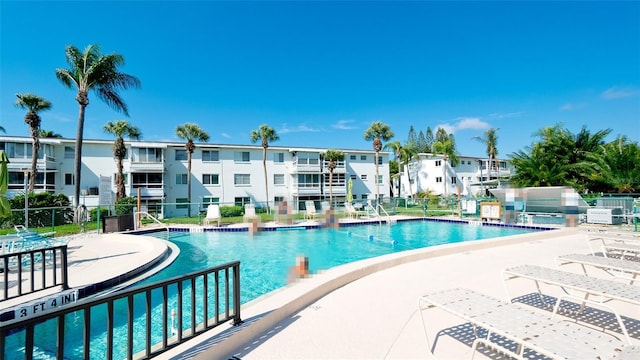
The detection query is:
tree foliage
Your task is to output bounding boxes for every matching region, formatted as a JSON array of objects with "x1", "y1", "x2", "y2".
[{"x1": 509, "y1": 123, "x2": 638, "y2": 193}]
